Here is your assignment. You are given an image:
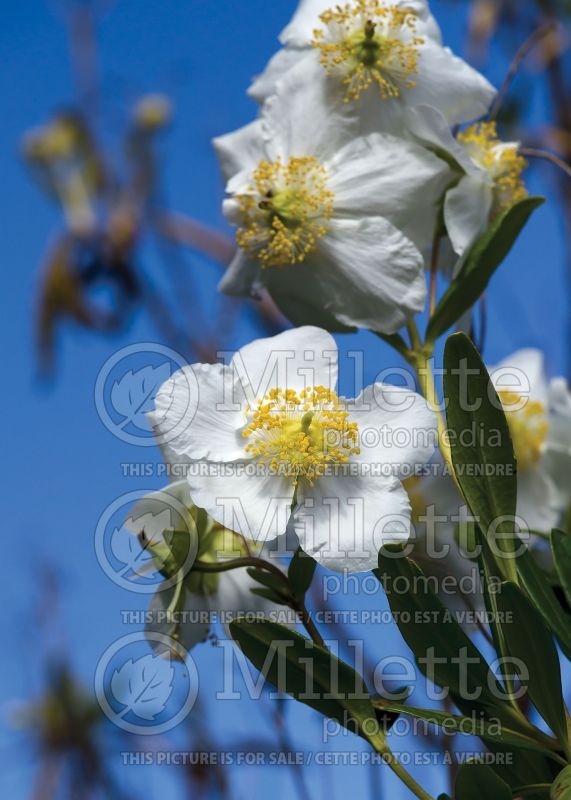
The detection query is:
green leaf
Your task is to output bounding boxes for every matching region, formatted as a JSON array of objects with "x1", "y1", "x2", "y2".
[
  {"x1": 551, "y1": 529, "x2": 571, "y2": 609},
  {"x1": 552, "y1": 765, "x2": 571, "y2": 799},
  {"x1": 249, "y1": 587, "x2": 291, "y2": 606},
  {"x1": 494, "y1": 581, "x2": 567, "y2": 745},
  {"x1": 374, "y1": 700, "x2": 560, "y2": 760},
  {"x1": 247, "y1": 567, "x2": 288, "y2": 594},
  {"x1": 516, "y1": 544, "x2": 571, "y2": 661},
  {"x1": 229, "y1": 619, "x2": 385, "y2": 749},
  {"x1": 375, "y1": 549, "x2": 501, "y2": 709},
  {"x1": 455, "y1": 763, "x2": 512, "y2": 799},
  {"x1": 427, "y1": 196, "x2": 544, "y2": 344},
  {"x1": 288, "y1": 547, "x2": 317, "y2": 600},
  {"x1": 443, "y1": 332, "x2": 518, "y2": 581},
  {"x1": 475, "y1": 530, "x2": 516, "y2": 696}
]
